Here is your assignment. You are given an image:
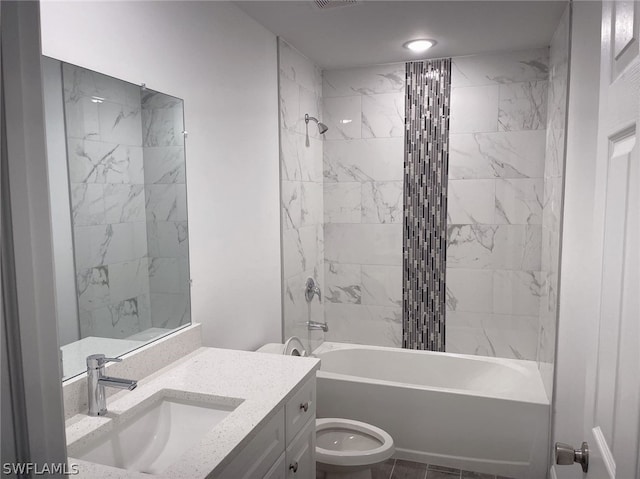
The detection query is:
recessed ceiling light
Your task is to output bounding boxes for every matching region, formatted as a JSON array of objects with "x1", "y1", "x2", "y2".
[{"x1": 403, "y1": 39, "x2": 436, "y2": 53}]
